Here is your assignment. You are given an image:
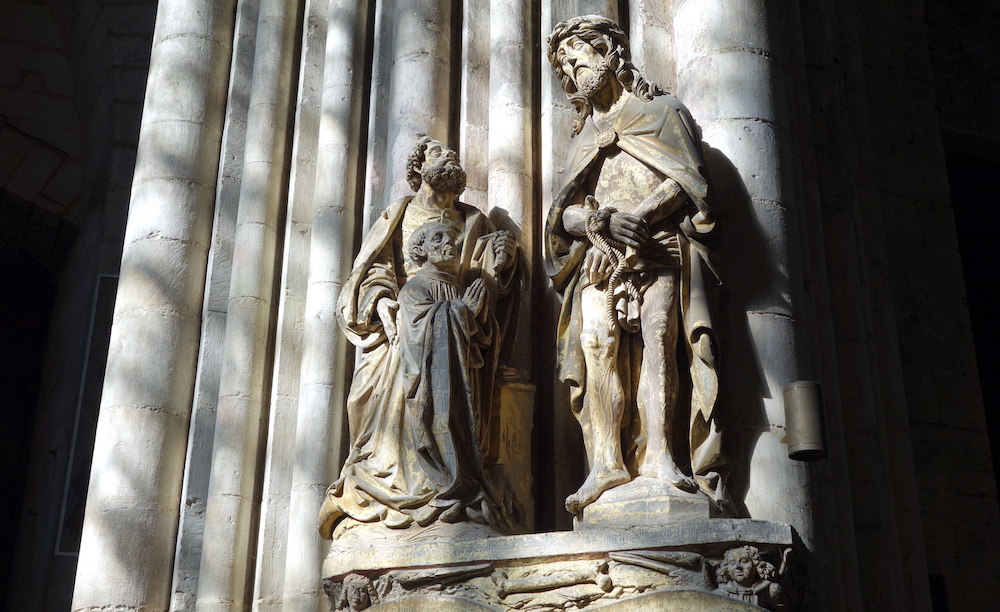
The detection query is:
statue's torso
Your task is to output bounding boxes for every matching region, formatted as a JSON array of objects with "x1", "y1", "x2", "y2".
[
  {"x1": 587, "y1": 146, "x2": 682, "y2": 269},
  {"x1": 589, "y1": 146, "x2": 663, "y2": 213}
]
